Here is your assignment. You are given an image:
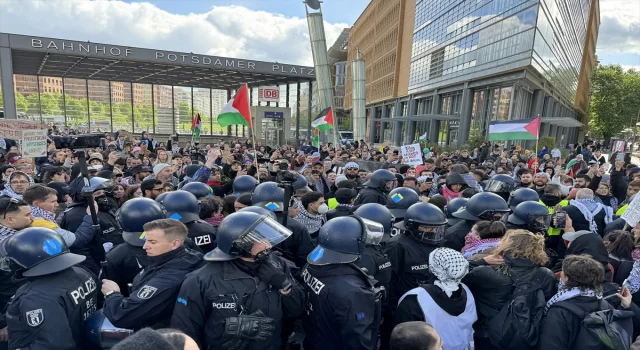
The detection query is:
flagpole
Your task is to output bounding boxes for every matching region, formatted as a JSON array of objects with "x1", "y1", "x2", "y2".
[{"x1": 245, "y1": 83, "x2": 260, "y2": 184}]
